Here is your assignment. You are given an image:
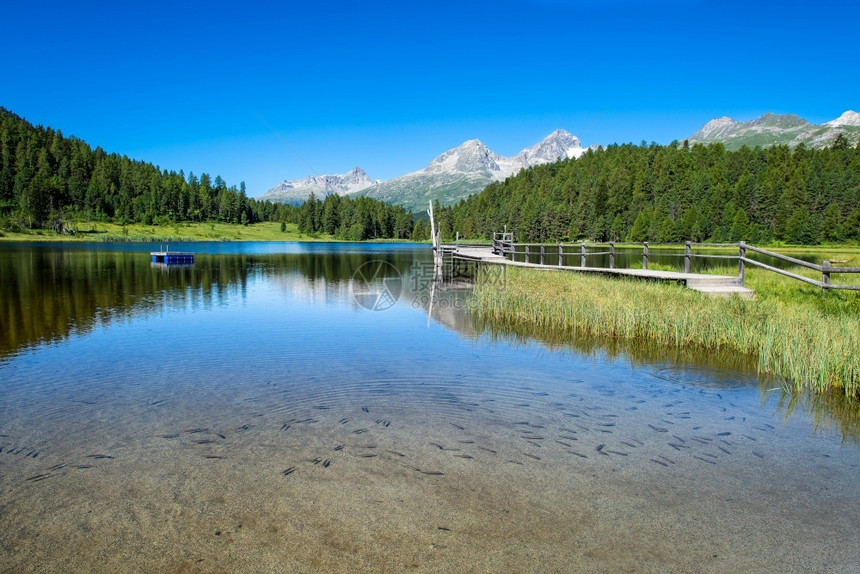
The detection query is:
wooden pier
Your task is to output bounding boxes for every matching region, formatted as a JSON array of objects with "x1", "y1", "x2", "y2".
[
  {"x1": 426, "y1": 202, "x2": 859, "y2": 296},
  {"x1": 447, "y1": 244, "x2": 752, "y2": 296}
]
